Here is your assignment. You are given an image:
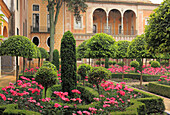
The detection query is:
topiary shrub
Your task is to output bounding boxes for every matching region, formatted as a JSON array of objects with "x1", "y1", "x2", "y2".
[
  {"x1": 101, "y1": 61, "x2": 105, "y2": 65},
  {"x1": 38, "y1": 47, "x2": 49, "y2": 66},
  {"x1": 105, "y1": 58, "x2": 109, "y2": 68},
  {"x1": 52, "y1": 49, "x2": 59, "y2": 70},
  {"x1": 96, "y1": 61, "x2": 100, "y2": 66},
  {"x1": 130, "y1": 61, "x2": 140, "y2": 68},
  {"x1": 112, "y1": 61, "x2": 117, "y2": 65},
  {"x1": 60, "y1": 31, "x2": 77, "y2": 95},
  {"x1": 149, "y1": 60, "x2": 153, "y2": 64},
  {"x1": 160, "y1": 60, "x2": 168, "y2": 66},
  {"x1": 151, "y1": 61, "x2": 160, "y2": 68},
  {"x1": 78, "y1": 64, "x2": 92, "y2": 86},
  {"x1": 42, "y1": 61, "x2": 57, "y2": 71},
  {"x1": 35, "y1": 62, "x2": 57, "y2": 97},
  {"x1": 117, "y1": 61, "x2": 125, "y2": 67},
  {"x1": 108, "y1": 61, "x2": 113, "y2": 65},
  {"x1": 88, "y1": 67, "x2": 111, "y2": 94}
]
